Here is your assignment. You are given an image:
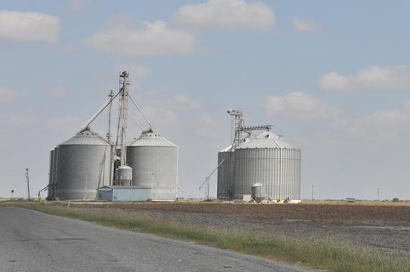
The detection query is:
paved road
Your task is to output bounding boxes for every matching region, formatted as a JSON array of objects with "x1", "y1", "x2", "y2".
[{"x1": 0, "y1": 207, "x2": 314, "y2": 272}]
